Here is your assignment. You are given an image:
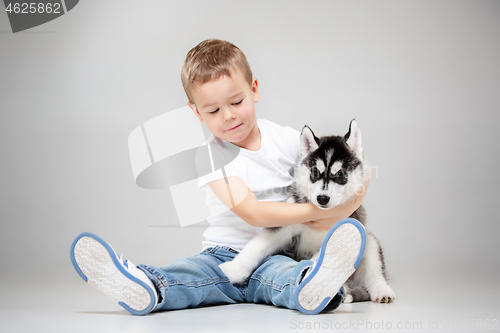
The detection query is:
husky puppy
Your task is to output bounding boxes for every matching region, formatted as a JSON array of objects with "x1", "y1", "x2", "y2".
[{"x1": 219, "y1": 120, "x2": 395, "y2": 303}]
